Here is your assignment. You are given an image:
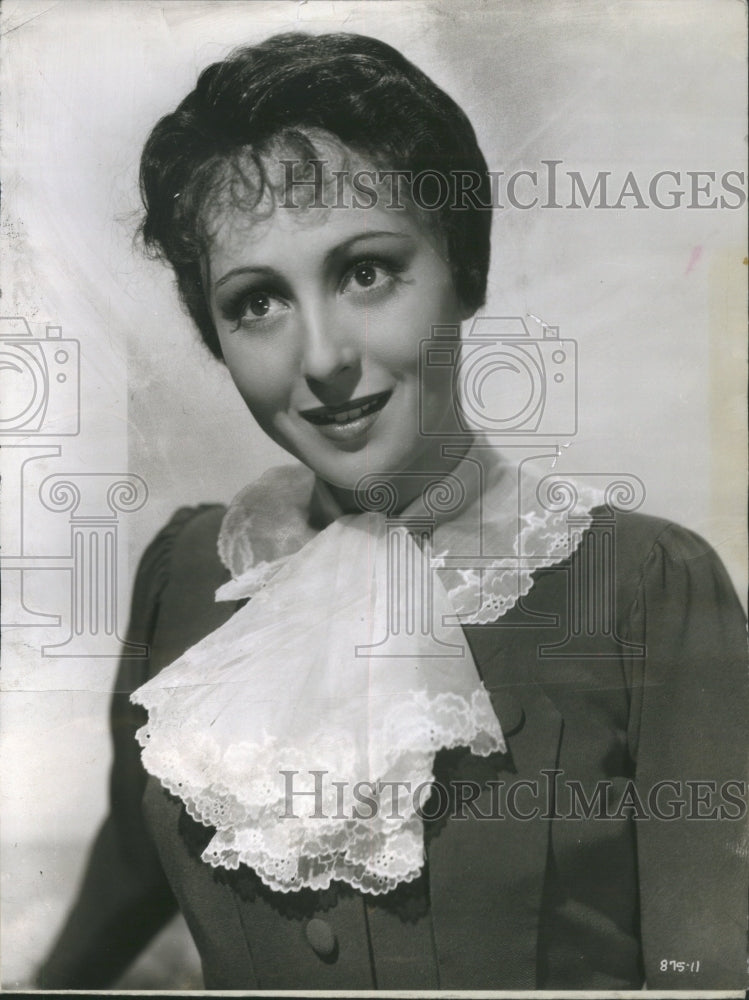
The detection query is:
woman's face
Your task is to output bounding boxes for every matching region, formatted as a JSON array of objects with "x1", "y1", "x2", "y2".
[{"x1": 204, "y1": 164, "x2": 473, "y2": 495}]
